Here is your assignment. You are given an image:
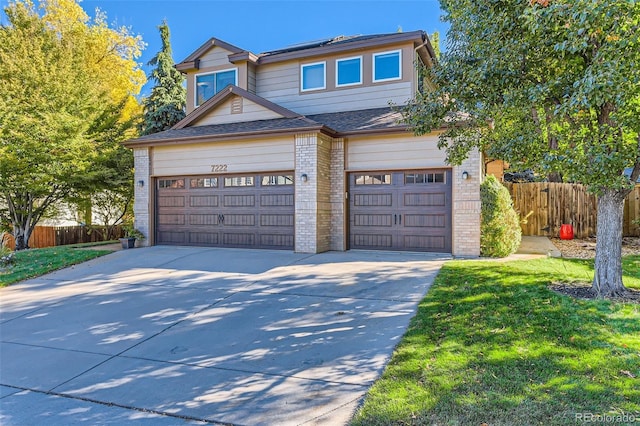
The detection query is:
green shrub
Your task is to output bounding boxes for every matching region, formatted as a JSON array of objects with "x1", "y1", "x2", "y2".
[{"x1": 480, "y1": 175, "x2": 521, "y2": 257}]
